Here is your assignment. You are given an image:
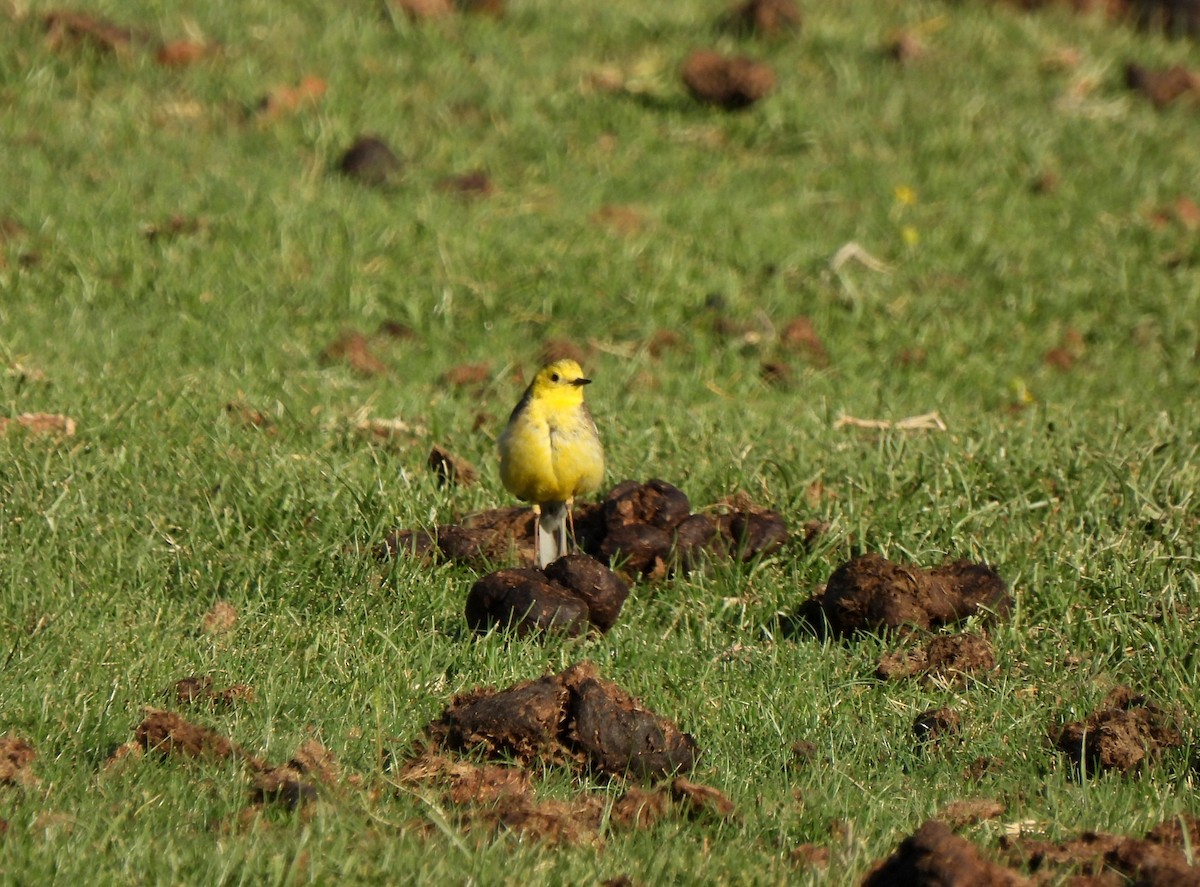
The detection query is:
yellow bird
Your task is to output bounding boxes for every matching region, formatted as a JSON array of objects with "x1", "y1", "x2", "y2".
[{"x1": 498, "y1": 358, "x2": 605, "y2": 567}]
